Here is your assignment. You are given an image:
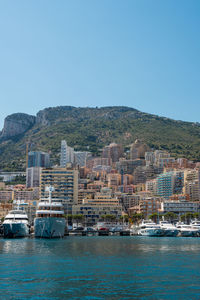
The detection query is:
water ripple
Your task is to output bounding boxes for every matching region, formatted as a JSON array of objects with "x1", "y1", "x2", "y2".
[{"x1": 0, "y1": 237, "x2": 200, "y2": 299}]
